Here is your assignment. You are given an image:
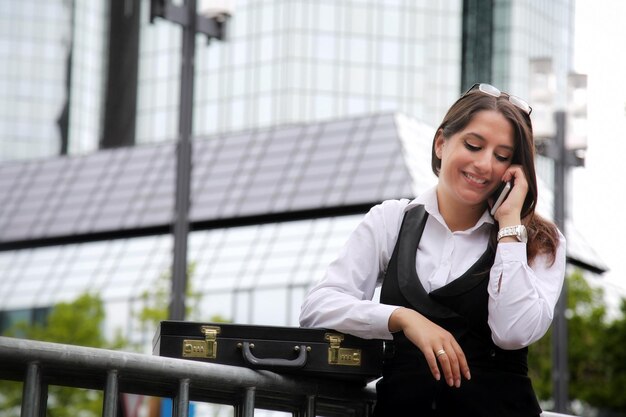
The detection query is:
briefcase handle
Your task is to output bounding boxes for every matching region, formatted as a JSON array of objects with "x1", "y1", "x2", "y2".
[{"x1": 240, "y1": 341, "x2": 308, "y2": 369}]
